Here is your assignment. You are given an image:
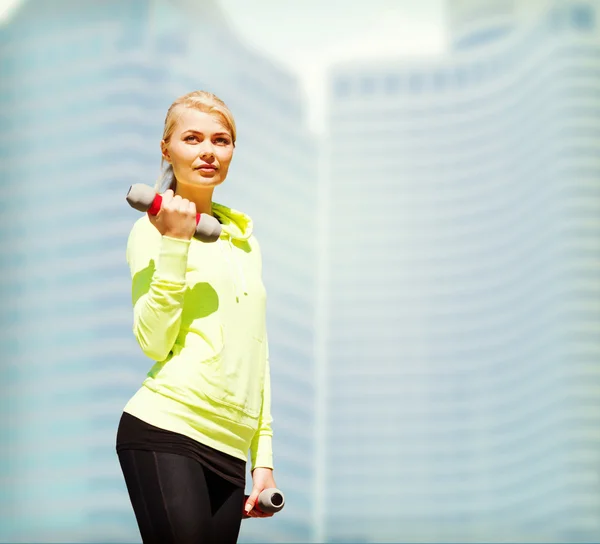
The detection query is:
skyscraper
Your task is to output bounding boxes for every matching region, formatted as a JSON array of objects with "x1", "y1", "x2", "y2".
[
  {"x1": 0, "y1": 1, "x2": 315, "y2": 541},
  {"x1": 321, "y1": 0, "x2": 600, "y2": 541}
]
